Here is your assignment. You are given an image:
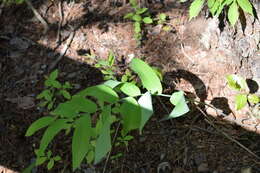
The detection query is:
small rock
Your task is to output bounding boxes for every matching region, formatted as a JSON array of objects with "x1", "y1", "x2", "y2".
[
  {"x1": 198, "y1": 163, "x2": 209, "y2": 173},
  {"x1": 241, "y1": 167, "x2": 252, "y2": 173},
  {"x1": 9, "y1": 37, "x2": 30, "y2": 50}
]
